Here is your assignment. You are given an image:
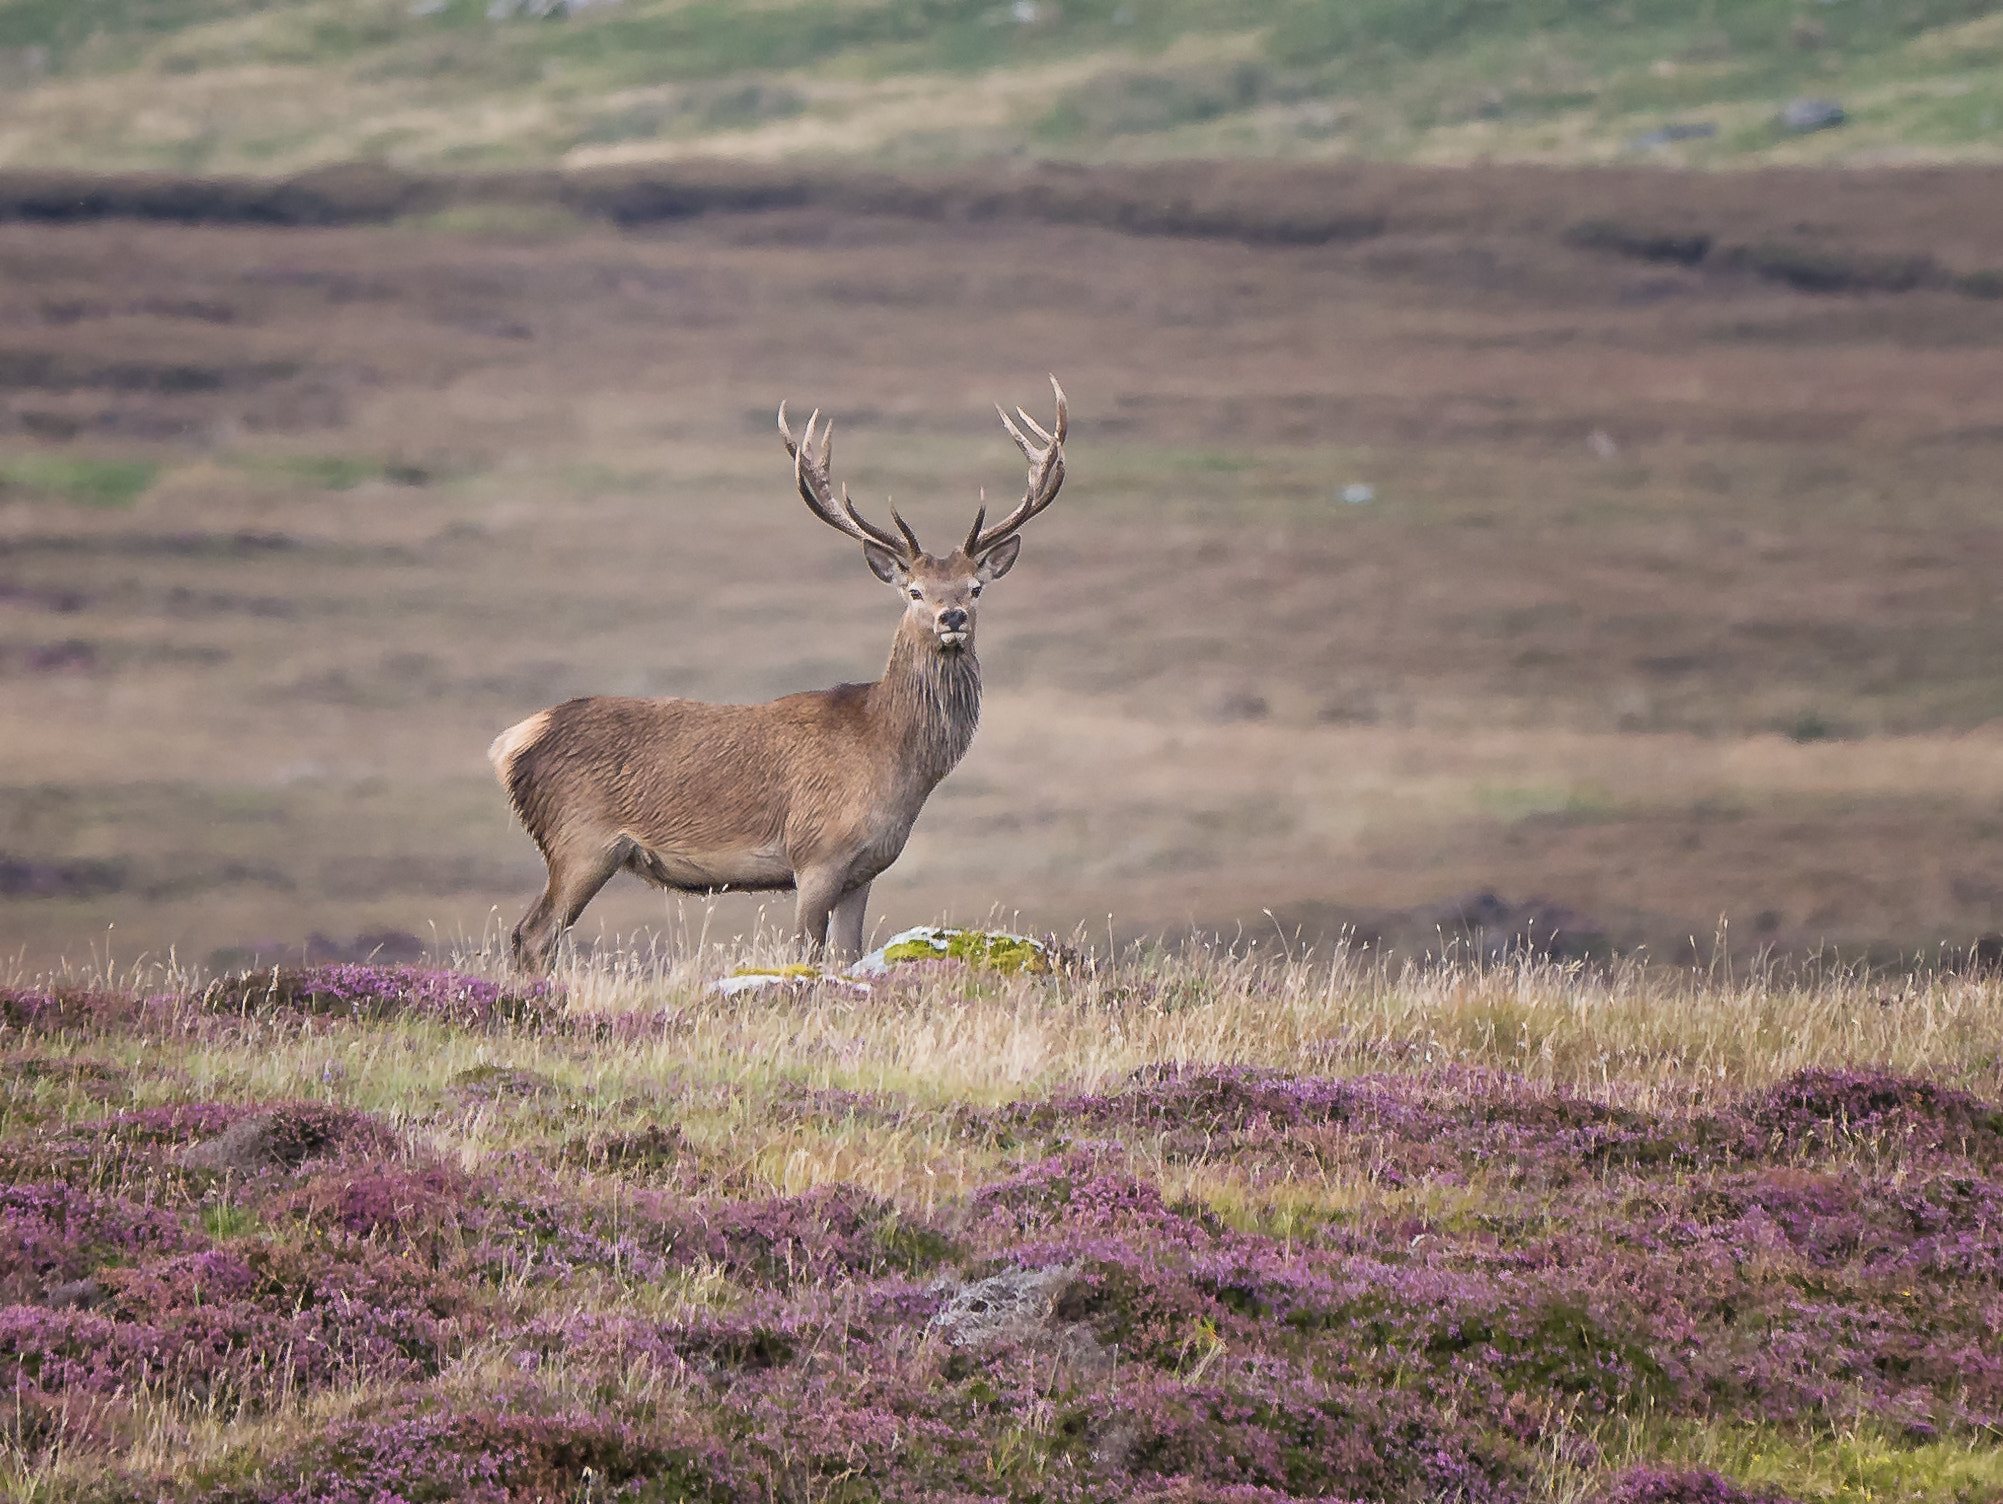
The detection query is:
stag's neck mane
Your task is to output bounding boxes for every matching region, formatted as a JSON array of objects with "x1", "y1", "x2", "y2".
[{"x1": 869, "y1": 618, "x2": 980, "y2": 789}]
